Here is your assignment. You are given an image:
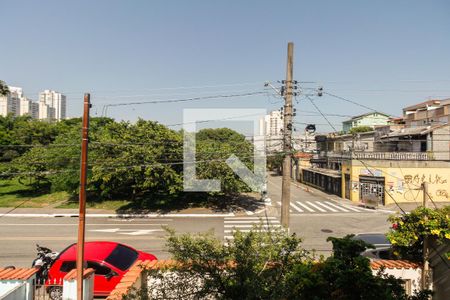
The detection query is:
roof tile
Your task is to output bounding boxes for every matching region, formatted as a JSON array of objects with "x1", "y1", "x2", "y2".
[{"x1": 0, "y1": 268, "x2": 38, "y2": 280}]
